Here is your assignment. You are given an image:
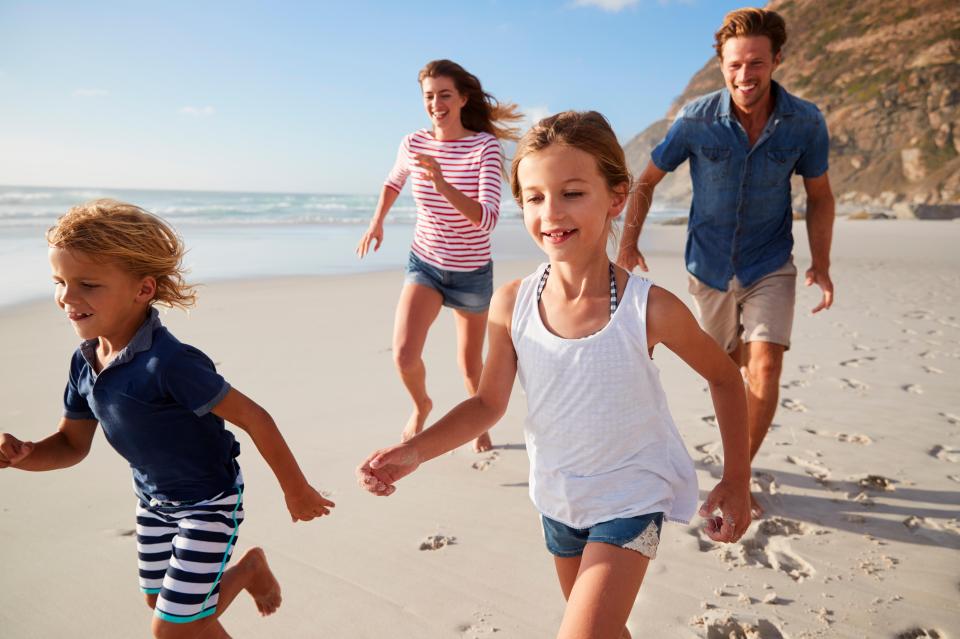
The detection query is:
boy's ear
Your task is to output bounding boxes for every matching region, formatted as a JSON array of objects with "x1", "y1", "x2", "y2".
[{"x1": 136, "y1": 276, "x2": 157, "y2": 303}]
